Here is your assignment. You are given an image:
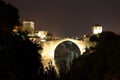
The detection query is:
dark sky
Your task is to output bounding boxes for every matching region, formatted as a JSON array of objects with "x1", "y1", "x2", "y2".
[{"x1": 5, "y1": 0, "x2": 120, "y2": 37}]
